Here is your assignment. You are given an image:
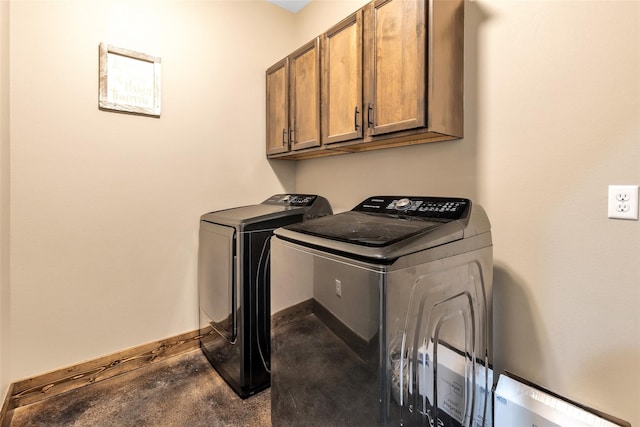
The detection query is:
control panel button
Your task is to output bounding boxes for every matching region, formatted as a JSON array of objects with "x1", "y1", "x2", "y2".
[{"x1": 395, "y1": 198, "x2": 412, "y2": 210}]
